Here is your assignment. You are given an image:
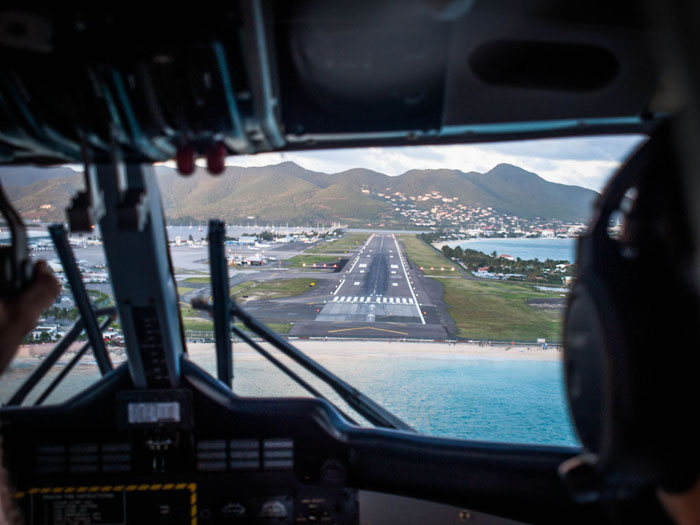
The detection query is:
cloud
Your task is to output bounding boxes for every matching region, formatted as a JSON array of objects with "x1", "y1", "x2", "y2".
[{"x1": 480, "y1": 135, "x2": 645, "y2": 162}]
